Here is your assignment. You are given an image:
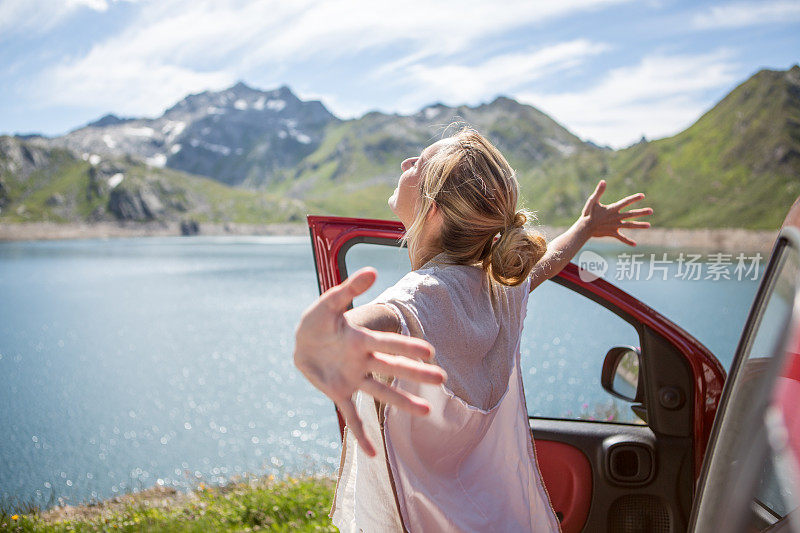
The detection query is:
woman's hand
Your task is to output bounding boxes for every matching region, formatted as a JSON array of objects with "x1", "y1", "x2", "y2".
[
  {"x1": 581, "y1": 180, "x2": 653, "y2": 246},
  {"x1": 294, "y1": 267, "x2": 446, "y2": 457}
]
